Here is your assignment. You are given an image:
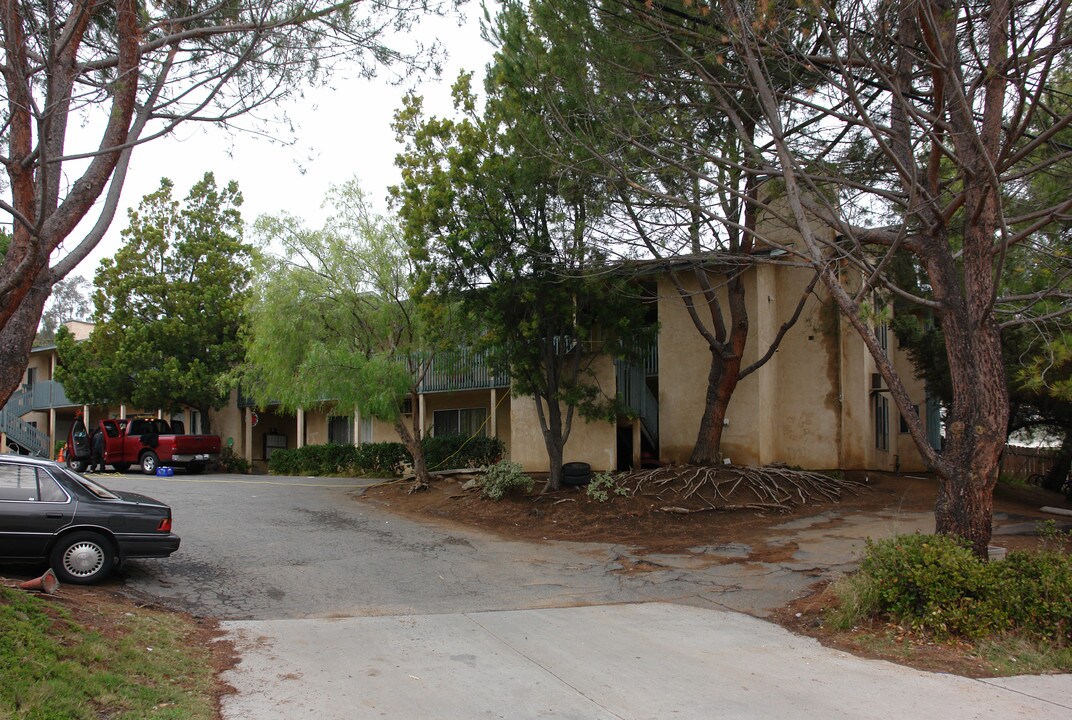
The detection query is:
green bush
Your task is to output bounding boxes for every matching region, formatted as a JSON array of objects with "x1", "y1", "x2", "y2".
[
  {"x1": 480, "y1": 460, "x2": 533, "y2": 501},
  {"x1": 217, "y1": 446, "x2": 251, "y2": 474},
  {"x1": 841, "y1": 533, "x2": 1072, "y2": 642},
  {"x1": 422, "y1": 434, "x2": 504, "y2": 471},
  {"x1": 269, "y1": 442, "x2": 409, "y2": 477},
  {"x1": 356, "y1": 442, "x2": 410, "y2": 476},
  {"x1": 586, "y1": 471, "x2": 630, "y2": 502}
]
